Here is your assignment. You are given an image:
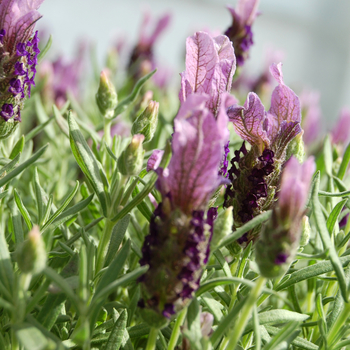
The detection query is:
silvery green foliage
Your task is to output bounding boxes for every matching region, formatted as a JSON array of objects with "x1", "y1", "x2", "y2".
[{"x1": 0, "y1": 3, "x2": 350, "y2": 350}]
